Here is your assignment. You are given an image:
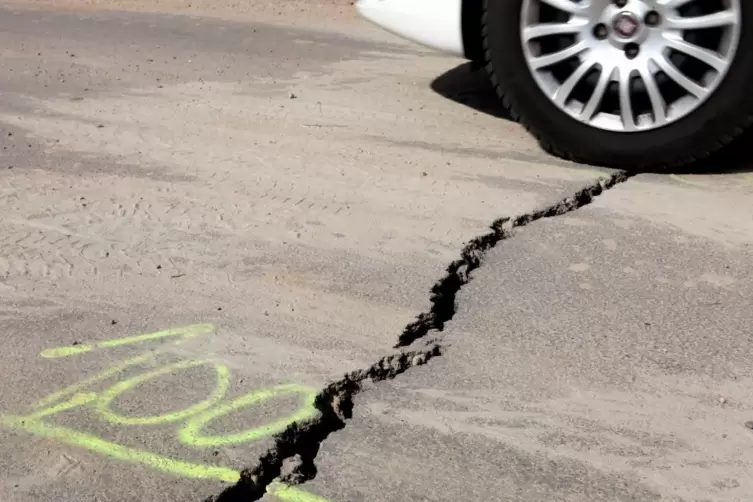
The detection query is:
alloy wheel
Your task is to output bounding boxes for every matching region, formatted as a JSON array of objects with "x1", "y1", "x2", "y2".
[{"x1": 520, "y1": 0, "x2": 742, "y2": 132}]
